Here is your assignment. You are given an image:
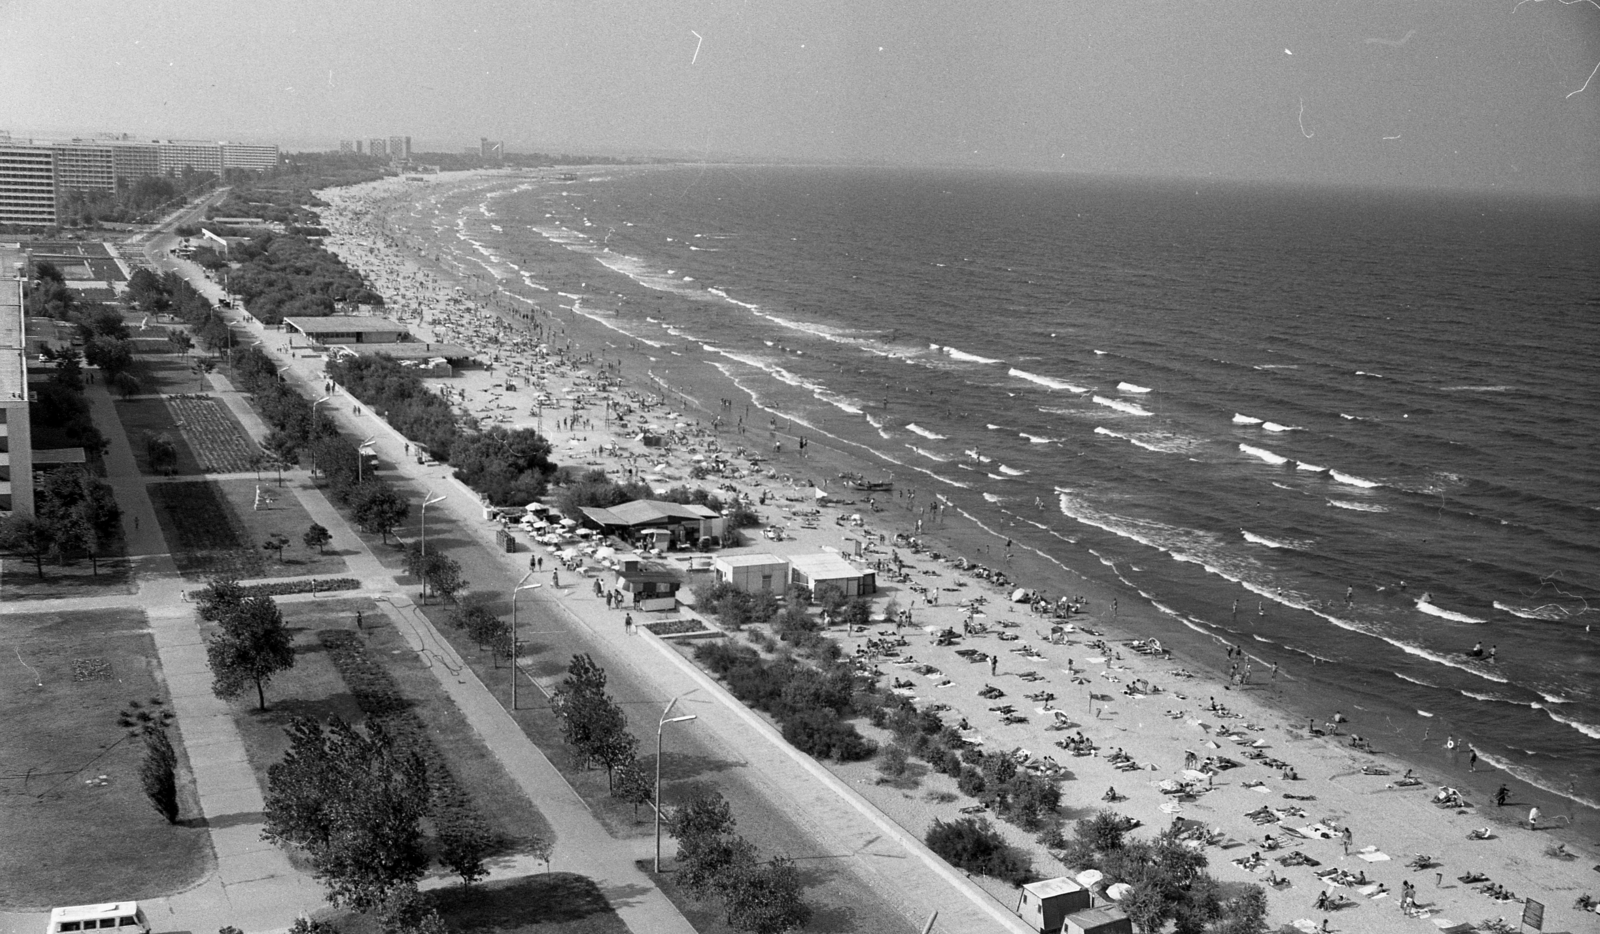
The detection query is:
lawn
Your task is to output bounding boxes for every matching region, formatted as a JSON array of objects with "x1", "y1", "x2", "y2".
[
  {"x1": 115, "y1": 392, "x2": 259, "y2": 475},
  {"x1": 147, "y1": 478, "x2": 349, "y2": 580},
  {"x1": 0, "y1": 608, "x2": 212, "y2": 910},
  {"x1": 227, "y1": 600, "x2": 552, "y2": 880},
  {"x1": 325, "y1": 873, "x2": 627, "y2": 934},
  {"x1": 1, "y1": 555, "x2": 136, "y2": 601}
]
